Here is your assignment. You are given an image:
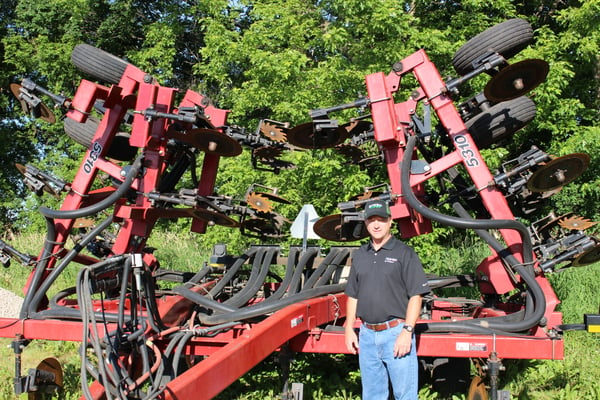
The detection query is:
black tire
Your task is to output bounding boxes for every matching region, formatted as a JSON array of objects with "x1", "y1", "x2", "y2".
[
  {"x1": 64, "y1": 116, "x2": 100, "y2": 147},
  {"x1": 452, "y1": 18, "x2": 533, "y2": 76},
  {"x1": 465, "y1": 96, "x2": 536, "y2": 149},
  {"x1": 71, "y1": 44, "x2": 131, "y2": 84},
  {"x1": 64, "y1": 116, "x2": 137, "y2": 161}
]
